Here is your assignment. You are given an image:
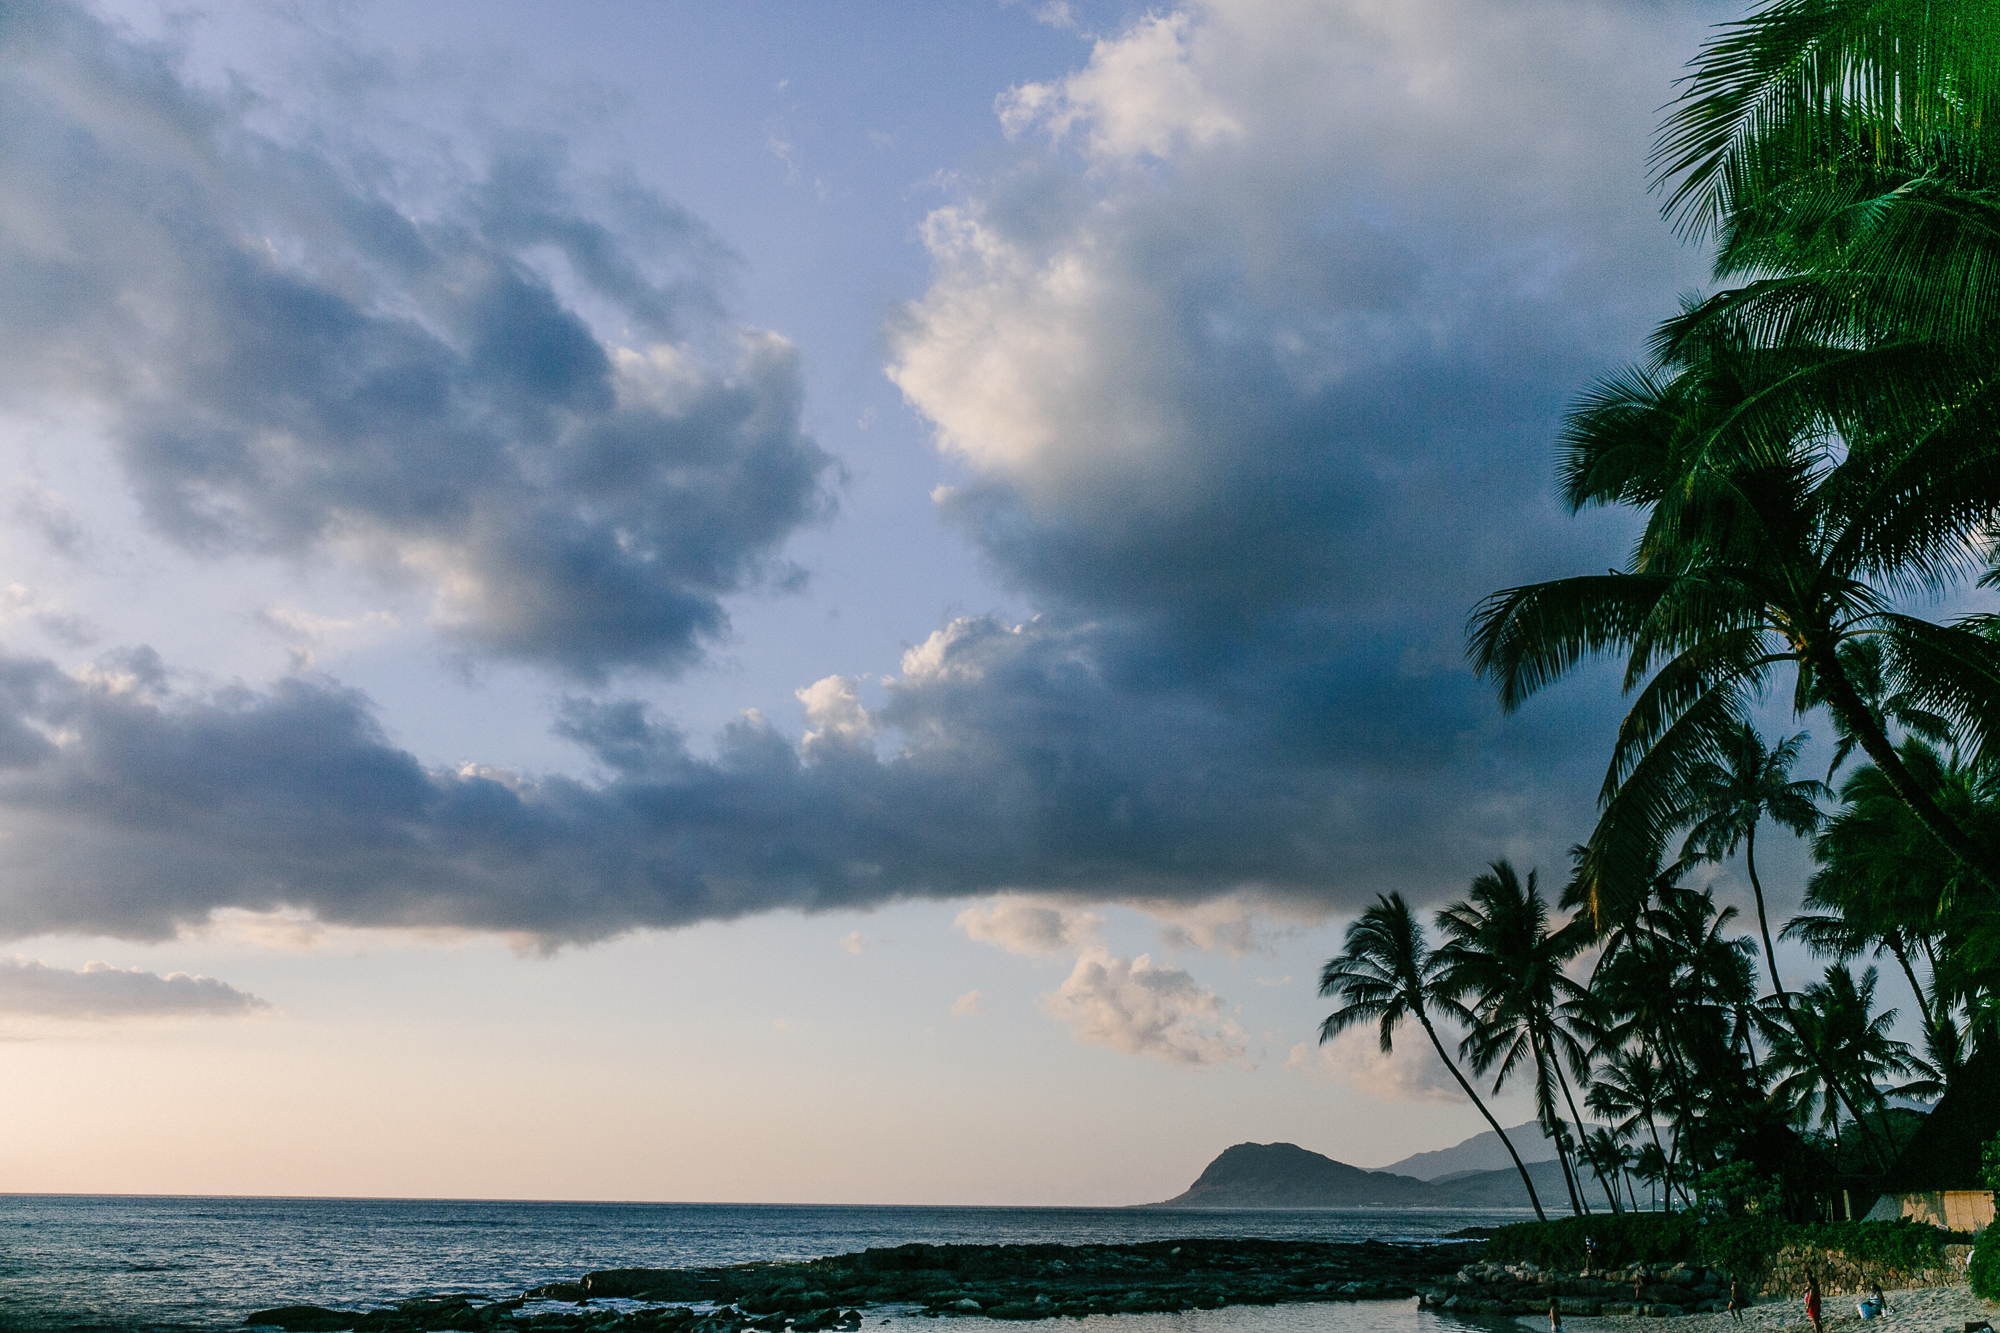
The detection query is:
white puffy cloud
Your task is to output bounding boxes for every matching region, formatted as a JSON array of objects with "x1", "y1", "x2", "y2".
[
  {"x1": 998, "y1": 12, "x2": 1242, "y2": 161},
  {"x1": 1041, "y1": 946, "x2": 1248, "y2": 1066},
  {"x1": 1289, "y1": 1024, "x2": 1462, "y2": 1104},
  {"x1": 956, "y1": 896, "x2": 1104, "y2": 954},
  {"x1": 951, "y1": 989, "x2": 985, "y2": 1018},
  {"x1": 0, "y1": 957, "x2": 267, "y2": 1019},
  {"x1": 797, "y1": 676, "x2": 880, "y2": 753}
]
